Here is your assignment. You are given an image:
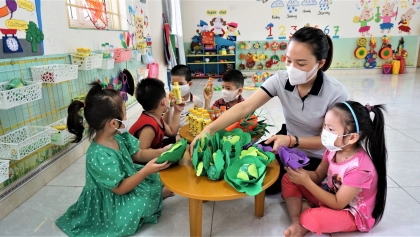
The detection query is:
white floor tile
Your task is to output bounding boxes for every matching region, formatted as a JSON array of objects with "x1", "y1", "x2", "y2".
[
  {"x1": 386, "y1": 130, "x2": 420, "y2": 152},
  {"x1": 47, "y1": 155, "x2": 86, "y2": 187},
  {"x1": 398, "y1": 129, "x2": 420, "y2": 143},
  {"x1": 403, "y1": 187, "x2": 420, "y2": 204},
  {"x1": 388, "y1": 151, "x2": 420, "y2": 187}
]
